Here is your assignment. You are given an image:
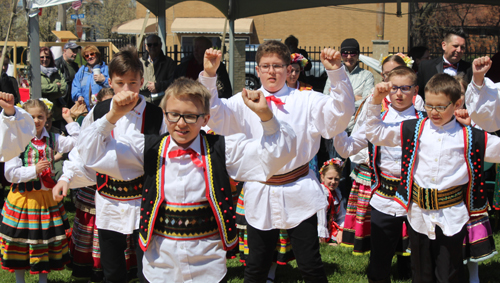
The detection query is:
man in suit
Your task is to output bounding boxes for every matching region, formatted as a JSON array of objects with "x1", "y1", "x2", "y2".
[{"x1": 417, "y1": 28, "x2": 472, "y2": 101}]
